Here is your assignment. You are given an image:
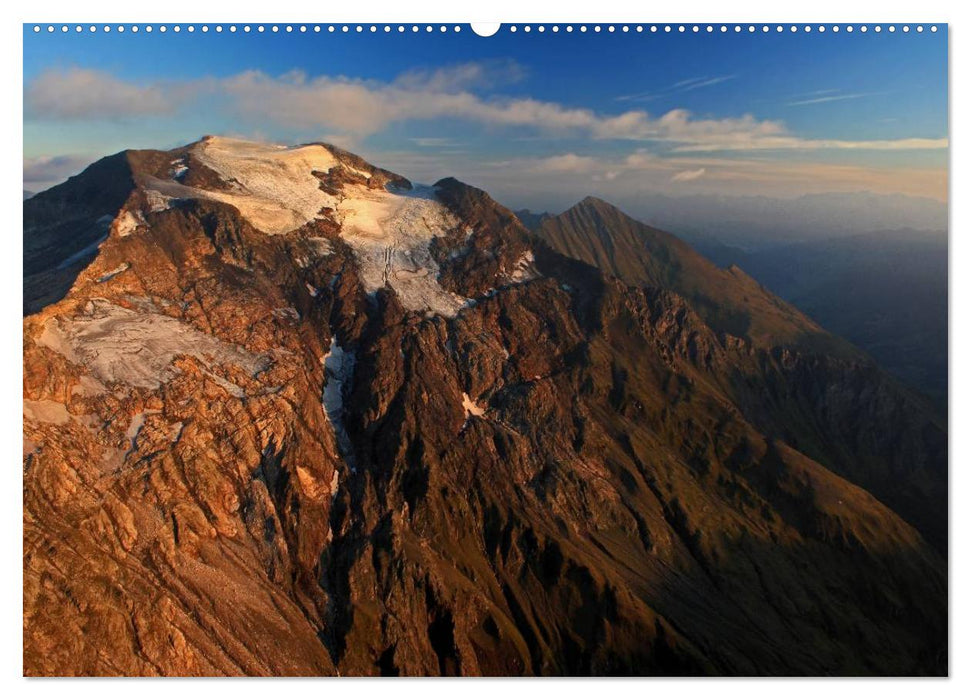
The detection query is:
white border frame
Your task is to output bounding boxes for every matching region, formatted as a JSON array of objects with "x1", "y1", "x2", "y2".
[{"x1": 3, "y1": 1, "x2": 963, "y2": 697}]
